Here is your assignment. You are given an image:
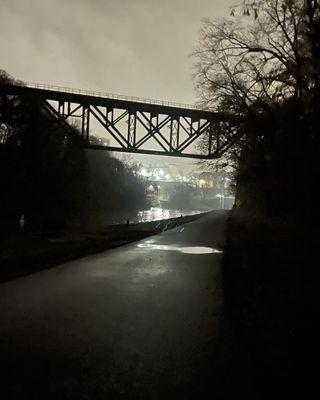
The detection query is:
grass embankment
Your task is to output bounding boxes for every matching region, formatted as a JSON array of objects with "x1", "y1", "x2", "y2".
[
  {"x1": 0, "y1": 212, "x2": 207, "y2": 283},
  {"x1": 222, "y1": 210, "x2": 315, "y2": 398}
]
